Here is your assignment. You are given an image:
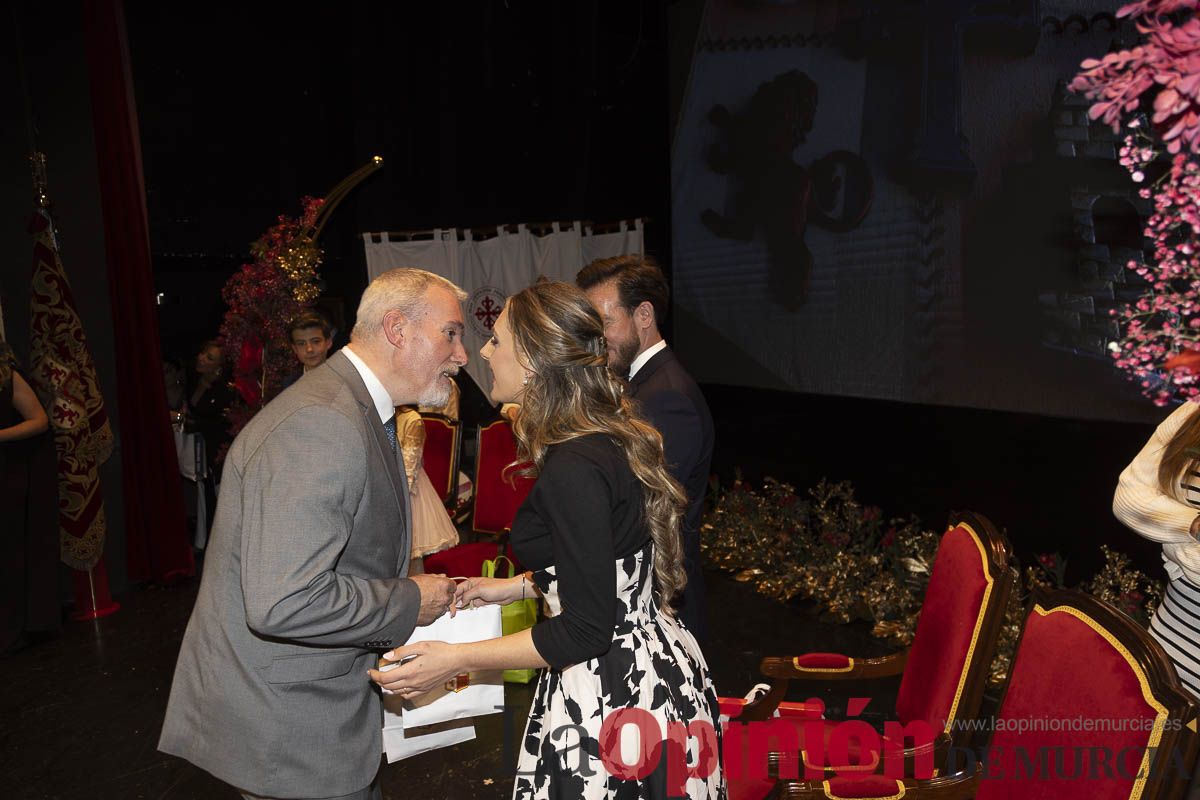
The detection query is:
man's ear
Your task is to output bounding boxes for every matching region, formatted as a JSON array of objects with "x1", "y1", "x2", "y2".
[
  {"x1": 382, "y1": 309, "x2": 408, "y2": 348},
  {"x1": 633, "y1": 301, "x2": 655, "y2": 331}
]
